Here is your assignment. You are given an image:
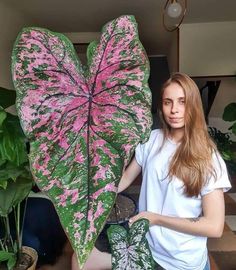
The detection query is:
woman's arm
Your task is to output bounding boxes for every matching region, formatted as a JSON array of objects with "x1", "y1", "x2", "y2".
[
  {"x1": 130, "y1": 189, "x2": 225, "y2": 238},
  {"x1": 118, "y1": 157, "x2": 141, "y2": 193}
]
